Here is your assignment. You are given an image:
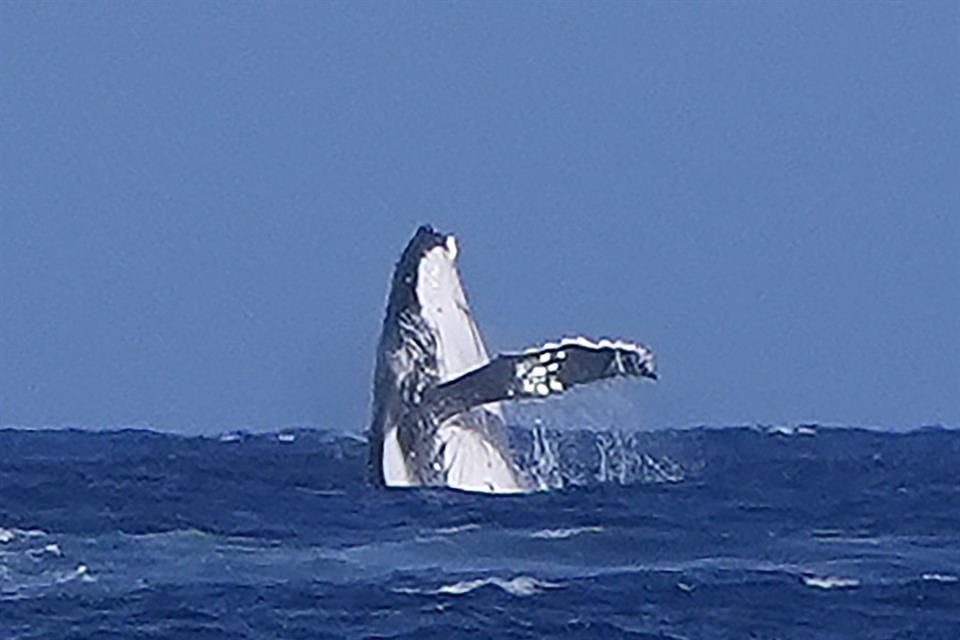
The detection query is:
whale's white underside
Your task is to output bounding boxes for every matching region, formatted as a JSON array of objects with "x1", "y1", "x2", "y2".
[{"x1": 382, "y1": 238, "x2": 525, "y2": 493}]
